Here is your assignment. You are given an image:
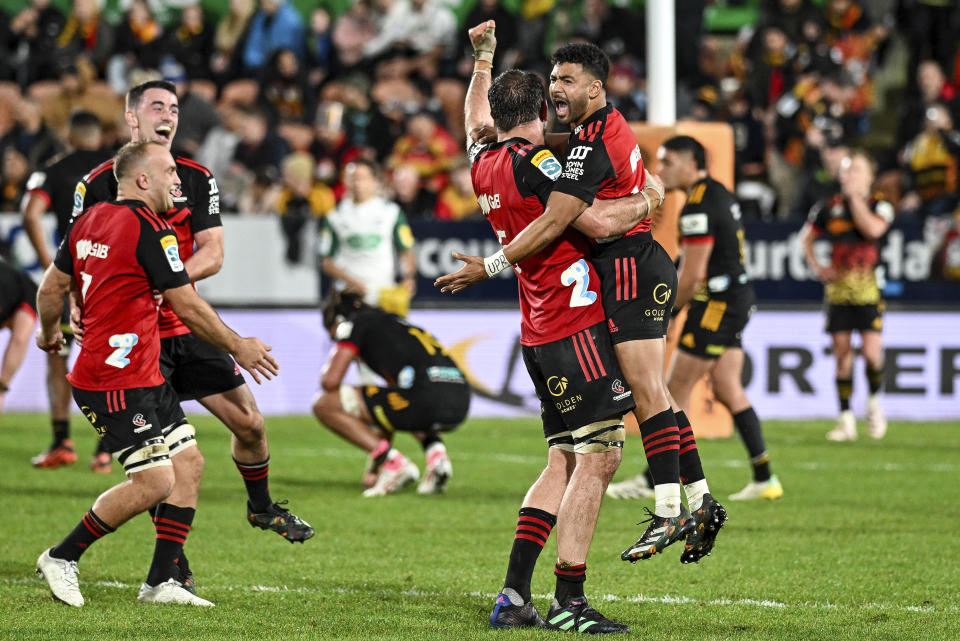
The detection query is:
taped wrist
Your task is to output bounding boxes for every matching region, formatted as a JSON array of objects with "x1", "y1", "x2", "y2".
[{"x1": 483, "y1": 249, "x2": 511, "y2": 277}]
